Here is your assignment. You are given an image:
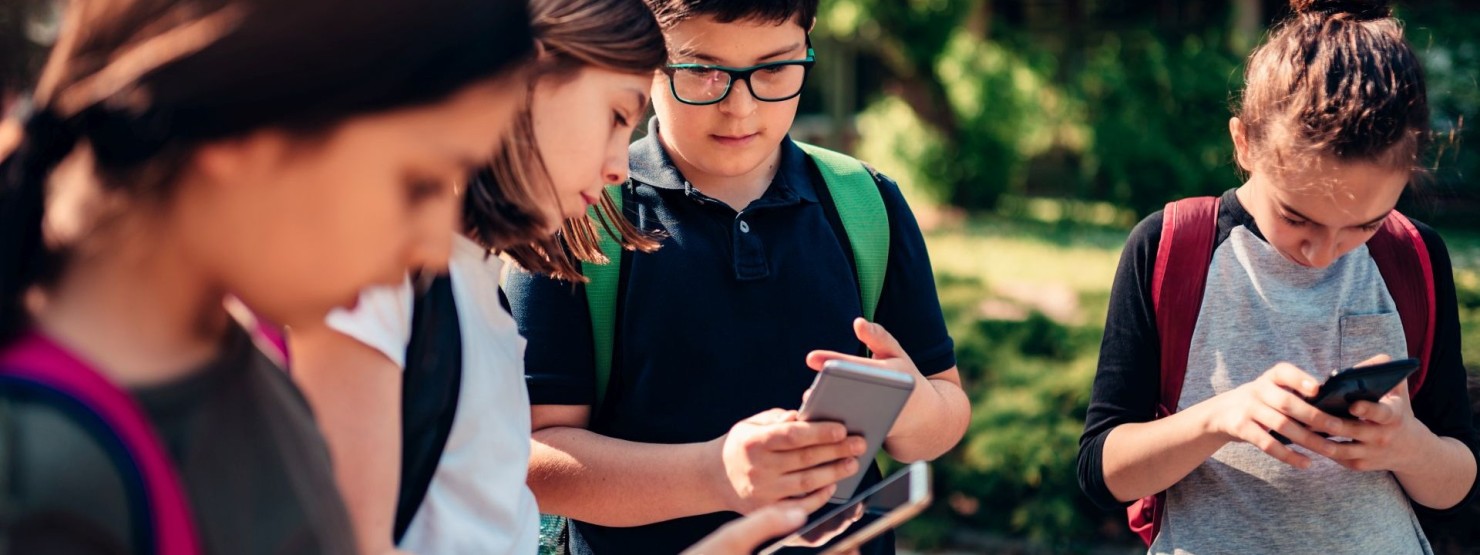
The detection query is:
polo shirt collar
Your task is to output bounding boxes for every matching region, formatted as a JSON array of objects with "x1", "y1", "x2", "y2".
[{"x1": 628, "y1": 118, "x2": 820, "y2": 204}]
